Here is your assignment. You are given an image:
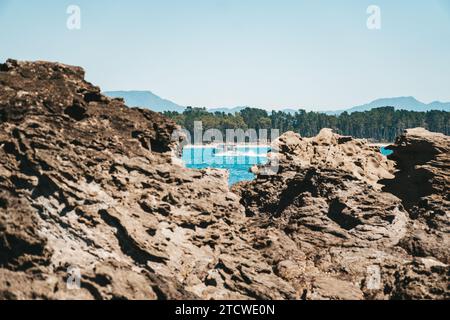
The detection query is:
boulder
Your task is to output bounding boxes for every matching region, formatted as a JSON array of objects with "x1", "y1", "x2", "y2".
[{"x1": 235, "y1": 128, "x2": 449, "y2": 300}]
